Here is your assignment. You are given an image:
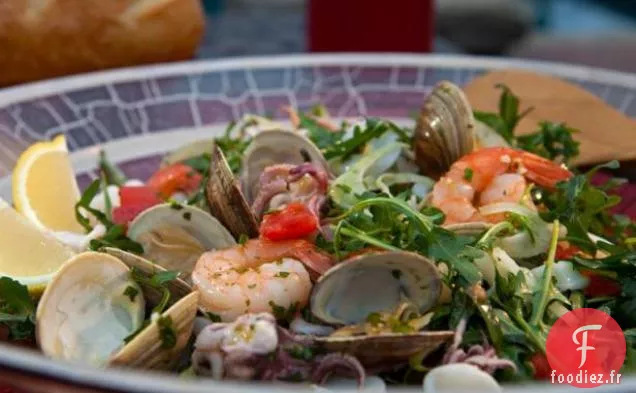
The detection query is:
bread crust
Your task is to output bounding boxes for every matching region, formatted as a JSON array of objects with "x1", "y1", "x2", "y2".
[{"x1": 0, "y1": 0, "x2": 205, "y2": 86}]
